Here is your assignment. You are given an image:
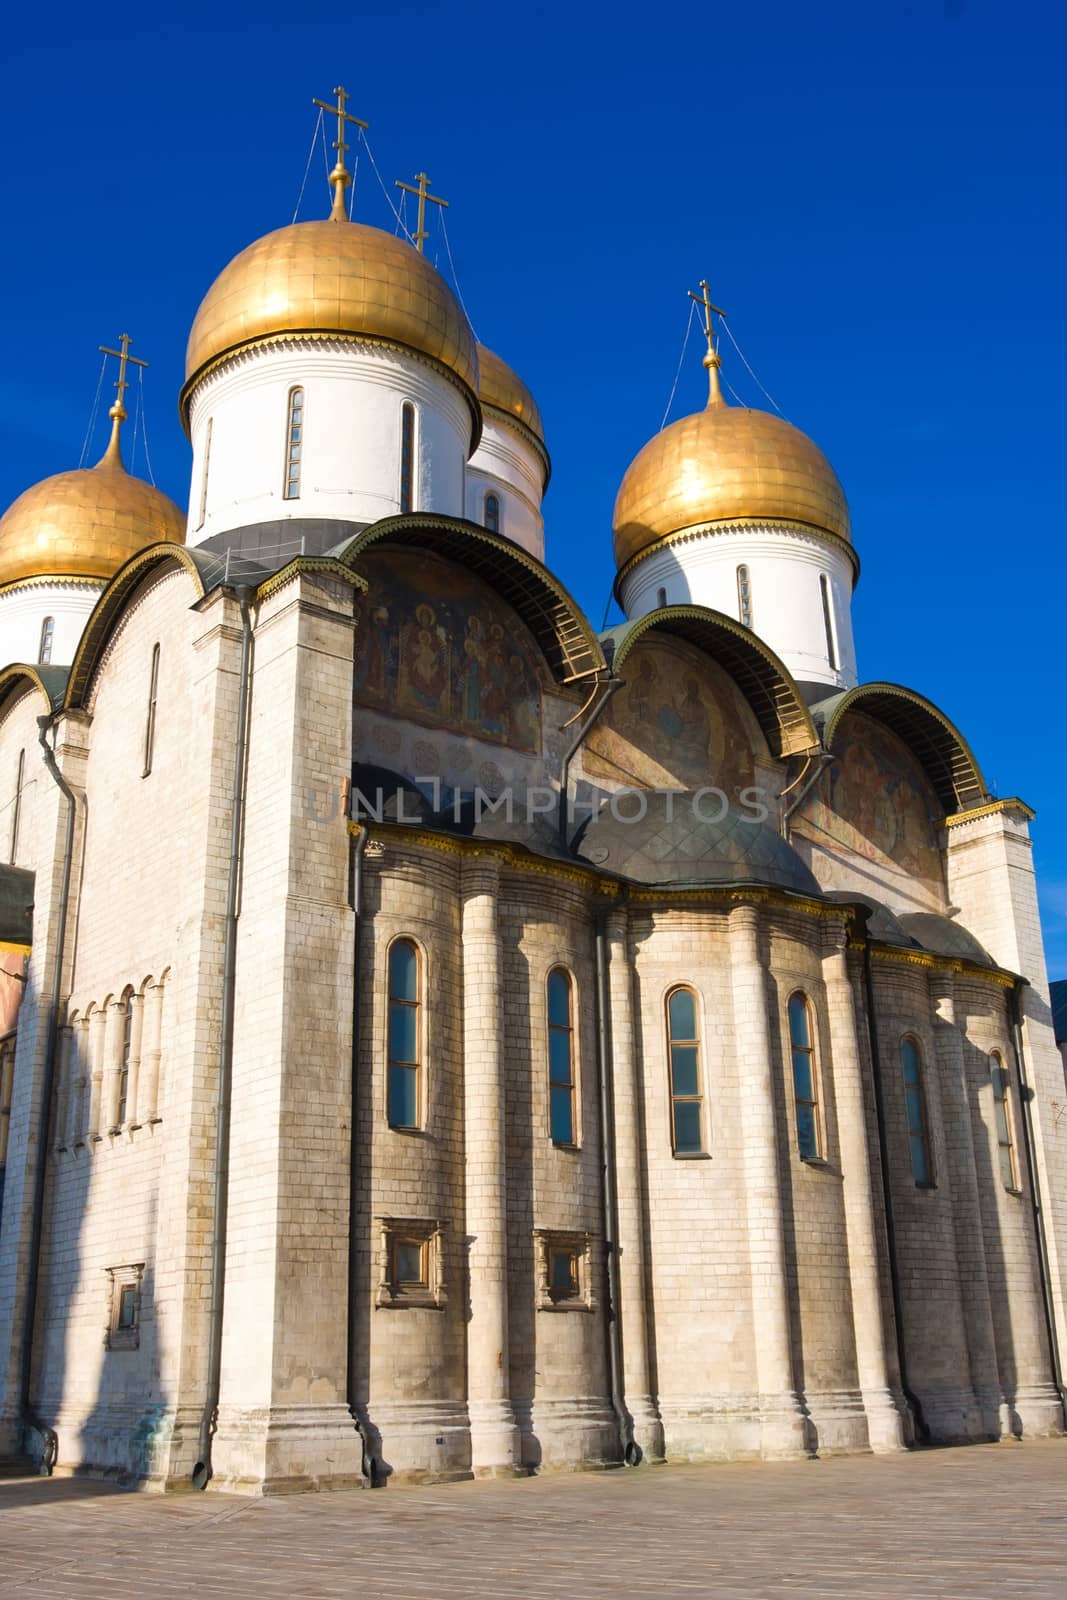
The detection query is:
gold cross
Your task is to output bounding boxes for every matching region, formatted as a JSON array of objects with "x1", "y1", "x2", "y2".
[
  {"x1": 688, "y1": 280, "x2": 727, "y2": 405},
  {"x1": 313, "y1": 84, "x2": 369, "y2": 221},
  {"x1": 394, "y1": 171, "x2": 448, "y2": 253},
  {"x1": 99, "y1": 332, "x2": 148, "y2": 422}
]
